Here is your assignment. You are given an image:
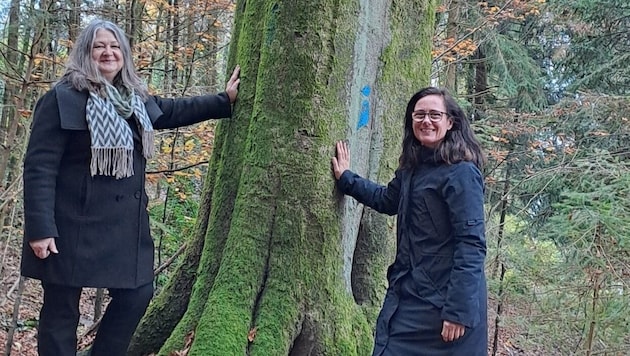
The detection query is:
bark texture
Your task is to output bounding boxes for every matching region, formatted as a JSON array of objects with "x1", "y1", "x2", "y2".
[{"x1": 133, "y1": 0, "x2": 436, "y2": 355}]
